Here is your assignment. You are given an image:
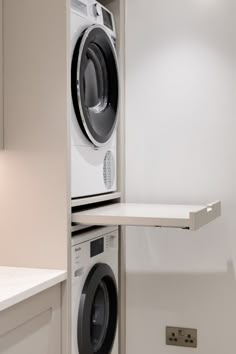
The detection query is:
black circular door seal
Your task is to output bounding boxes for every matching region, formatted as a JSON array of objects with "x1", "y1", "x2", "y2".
[
  {"x1": 77, "y1": 263, "x2": 118, "y2": 354},
  {"x1": 71, "y1": 25, "x2": 119, "y2": 147}
]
